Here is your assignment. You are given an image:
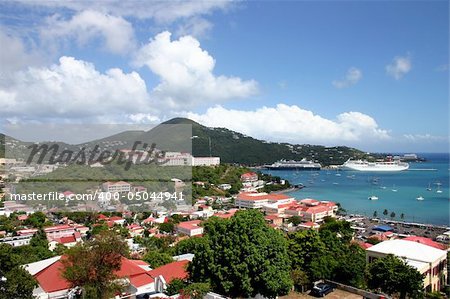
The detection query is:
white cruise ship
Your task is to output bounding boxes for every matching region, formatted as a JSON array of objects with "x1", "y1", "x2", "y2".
[
  {"x1": 267, "y1": 158, "x2": 321, "y2": 170},
  {"x1": 342, "y1": 159, "x2": 409, "y2": 172}
]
